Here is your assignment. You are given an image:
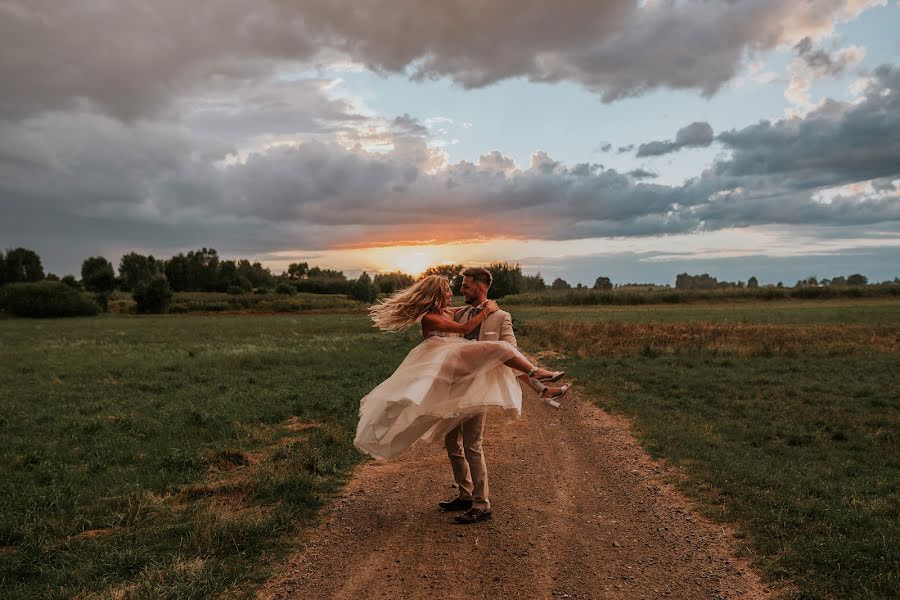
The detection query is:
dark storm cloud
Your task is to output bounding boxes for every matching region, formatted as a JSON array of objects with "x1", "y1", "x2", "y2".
[
  {"x1": 636, "y1": 122, "x2": 715, "y2": 157},
  {"x1": 0, "y1": 0, "x2": 883, "y2": 120},
  {"x1": 715, "y1": 64, "x2": 900, "y2": 185}
]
